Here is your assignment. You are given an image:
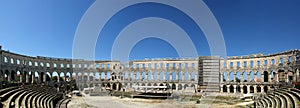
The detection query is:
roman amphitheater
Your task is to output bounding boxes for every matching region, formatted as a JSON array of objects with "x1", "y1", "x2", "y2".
[{"x1": 1, "y1": 46, "x2": 300, "y2": 108}]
